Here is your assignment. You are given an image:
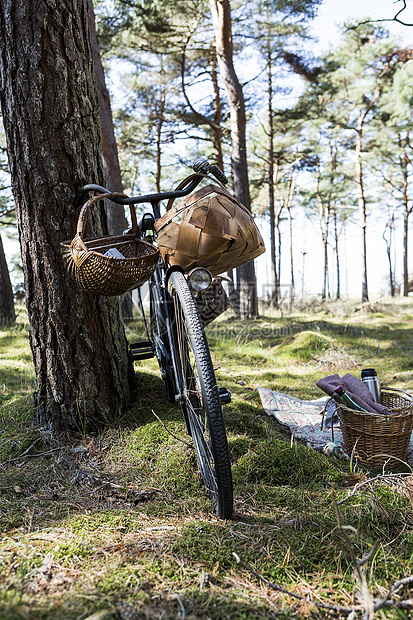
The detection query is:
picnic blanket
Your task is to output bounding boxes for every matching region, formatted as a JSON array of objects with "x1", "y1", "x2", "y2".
[{"x1": 257, "y1": 387, "x2": 413, "y2": 464}]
